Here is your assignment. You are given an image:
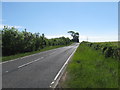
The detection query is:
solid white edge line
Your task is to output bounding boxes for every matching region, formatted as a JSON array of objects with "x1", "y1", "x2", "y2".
[
  {"x1": 50, "y1": 43, "x2": 79, "y2": 88},
  {"x1": 51, "y1": 81, "x2": 54, "y2": 85},
  {"x1": 54, "y1": 46, "x2": 78, "y2": 80},
  {"x1": 0, "y1": 53, "x2": 38, "y2": 64}
]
